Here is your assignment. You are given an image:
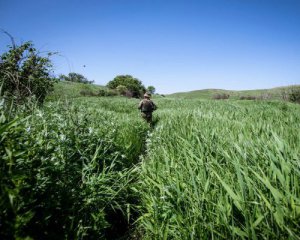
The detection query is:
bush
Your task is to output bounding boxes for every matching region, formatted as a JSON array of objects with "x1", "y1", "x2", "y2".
[
  {"x1": 212, "y1": 93, "x2": 230, "y2": 100},
  {"x1": 288, "y1": 87, "x2": 300, "y2": 103},
  {"x1": 0, "y1": 41, "x2": 56, "y2": 105},
  {"x1": 106, "y1": 89, "x2": 118, "y2": 96},
  {"x1": 97, "y1": 89, "x2": 118, "y2": 97},
  {"x1": 239, "y1": 95, "x2": 256, "y2": 100},
  {"x1": 98, "y1": 89, "x2": 107, "y2": 96},
  {"x1": 80, "y1": 89, "x2": 96, "y2": 96},
  {"x1": 258, "y1": 93, "x2": 272, "y2": 100},
  {"x1": 107, "y1": 75, "x2": 145, "y2": 98}
]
